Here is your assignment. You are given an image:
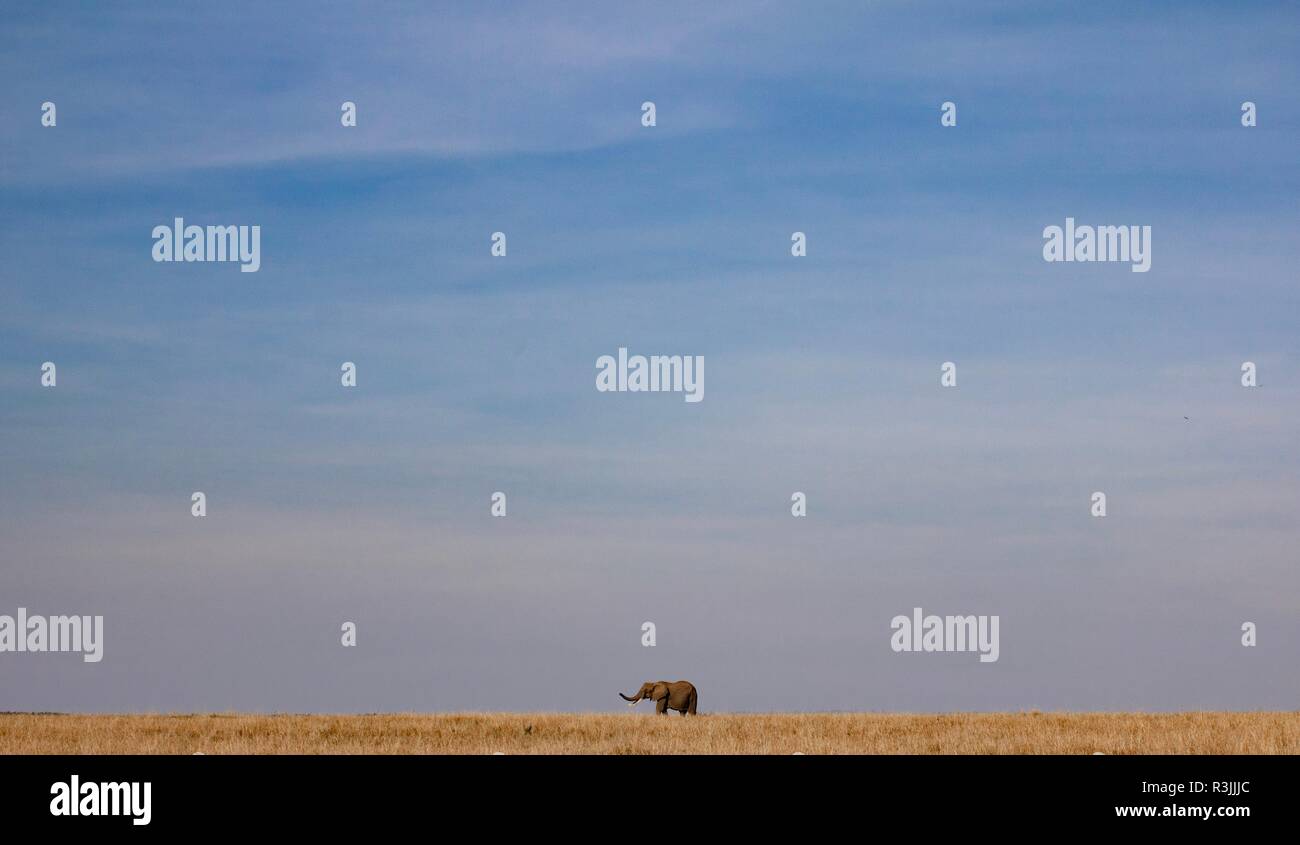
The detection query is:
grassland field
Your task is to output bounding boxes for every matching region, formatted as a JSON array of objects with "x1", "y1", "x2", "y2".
[{"x1": 1, "y1": 711, "x2": 1297, "y2": 754}]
